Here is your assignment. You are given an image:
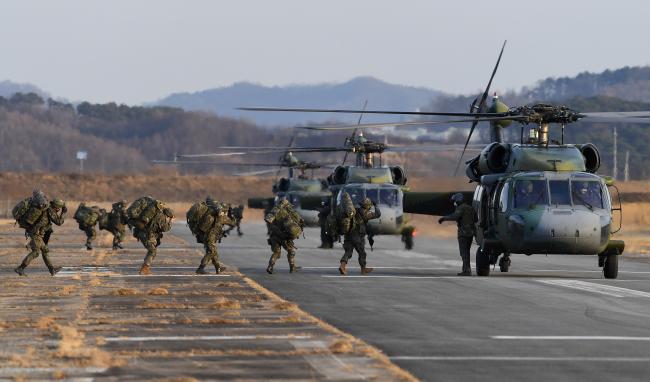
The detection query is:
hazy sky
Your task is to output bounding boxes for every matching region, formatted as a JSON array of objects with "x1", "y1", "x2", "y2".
[{"x1": 2, "y1": 0, "x2": 649, "y2": 104}]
